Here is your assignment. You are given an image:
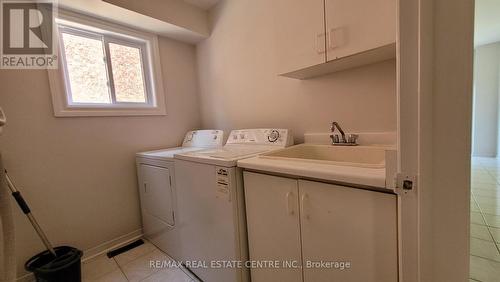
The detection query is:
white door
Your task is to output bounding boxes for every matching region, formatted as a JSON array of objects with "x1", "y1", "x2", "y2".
[
  {"x1": 273, "y1": 0, "x2": 326, "y2": 74},
  {"x1": 140, "y1": 164, "x2": 174, "y2": 226},
  {"x1": 243, "y1": 172, "x2": 303, "y2": 282},
  {"x1": 325, "y1": 0, "x2": 396, "y2": 61},
  {"x1": 298, "y1": 180, "x2": 398, "y2": 282}
]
